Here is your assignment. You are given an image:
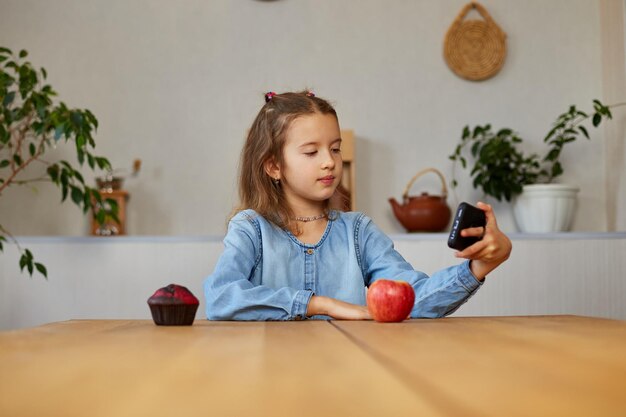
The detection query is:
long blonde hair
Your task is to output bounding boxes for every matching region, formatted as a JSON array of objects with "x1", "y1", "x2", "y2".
[{"x1": 234, "y1": 91, "x2": 338, "y2": 232}]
